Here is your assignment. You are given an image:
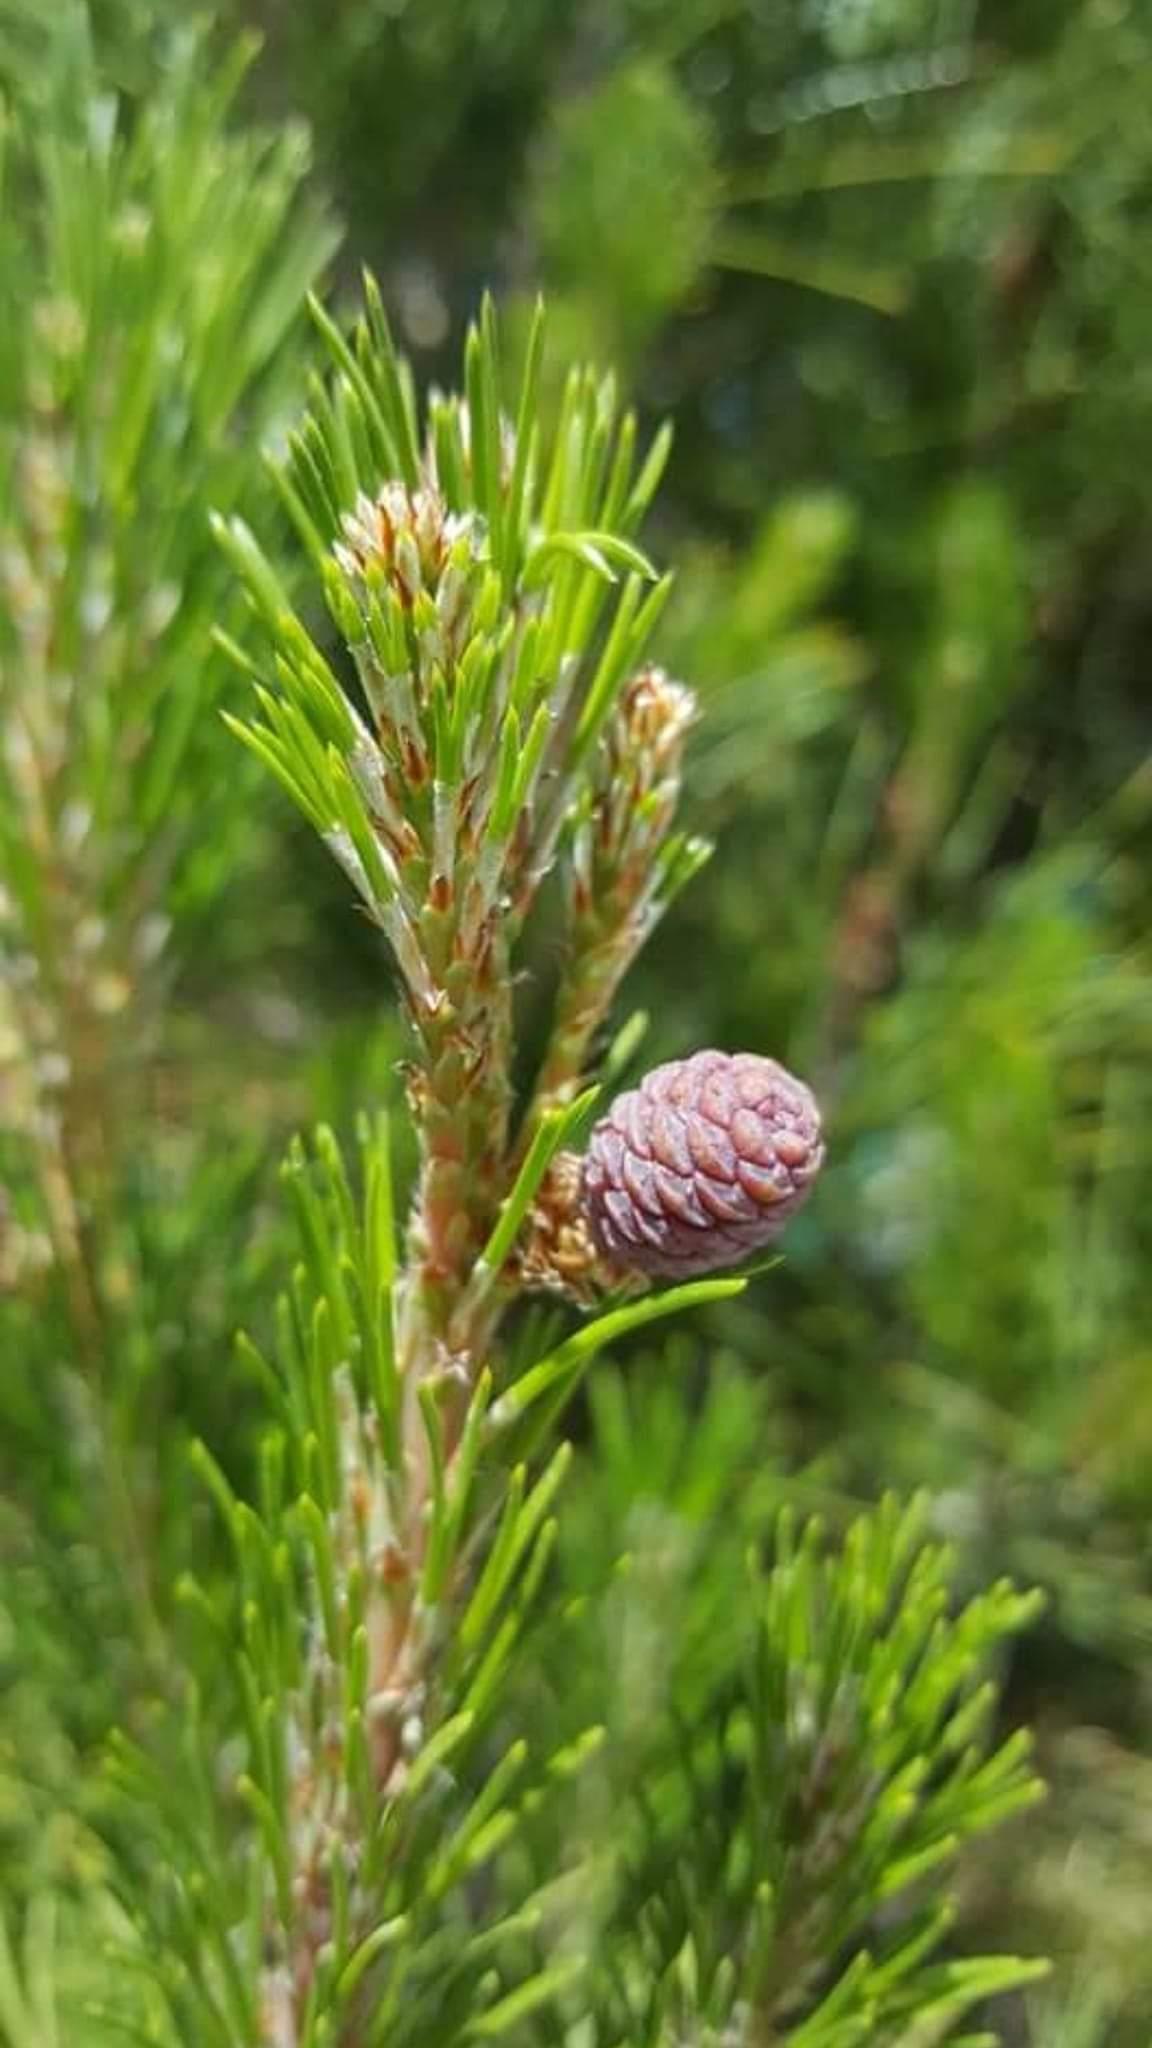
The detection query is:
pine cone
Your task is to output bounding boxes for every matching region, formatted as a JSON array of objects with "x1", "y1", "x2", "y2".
[{"x1": 581, "y1": 1049, "x2": 824, "y2": 1280}]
